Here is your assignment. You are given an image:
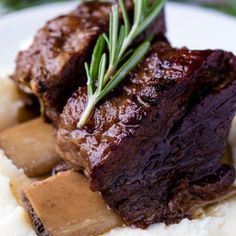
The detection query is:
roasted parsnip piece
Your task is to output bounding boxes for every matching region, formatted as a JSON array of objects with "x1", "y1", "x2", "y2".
[
  {"x1": 22, "y1": 171, "x2": 123, "y2": 236},
  {"x1": 0, "y1": 118, "x2": 60, "y2": 177}
]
